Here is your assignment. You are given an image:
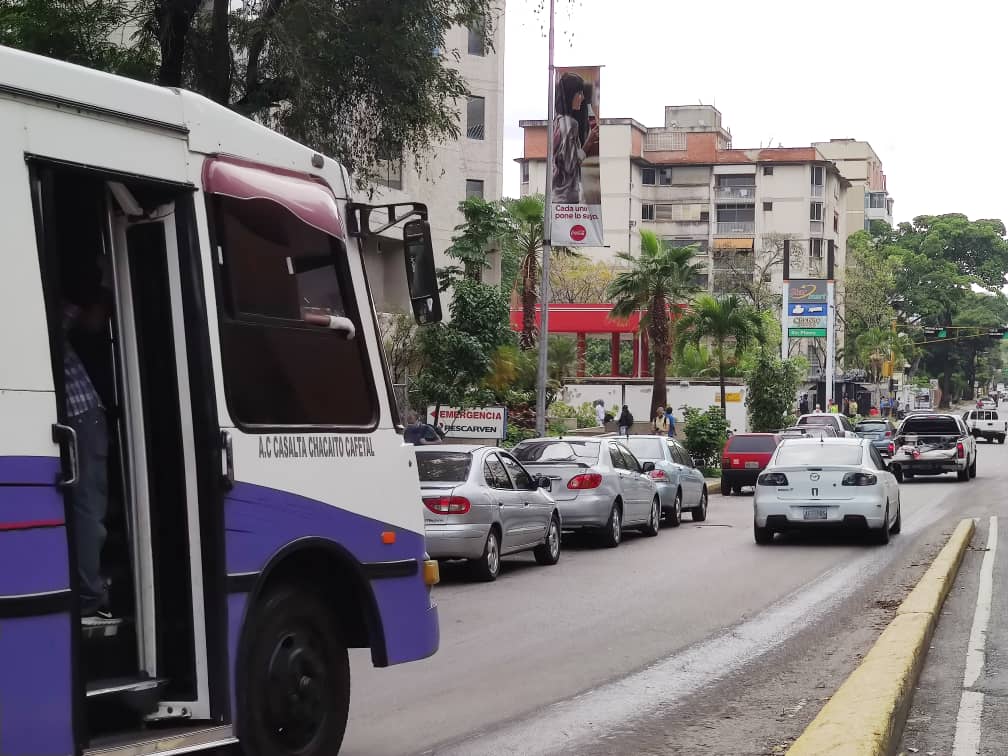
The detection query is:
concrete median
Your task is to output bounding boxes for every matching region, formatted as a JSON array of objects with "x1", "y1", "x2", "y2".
[{"x1": 787, "y1": 517, "x2": 976, "y2": 755}]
